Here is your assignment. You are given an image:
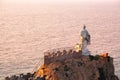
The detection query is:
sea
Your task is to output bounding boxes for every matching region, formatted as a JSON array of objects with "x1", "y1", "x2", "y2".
[{"x1": 0, "y1": 2, "x2": 120, "y2": 79}]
